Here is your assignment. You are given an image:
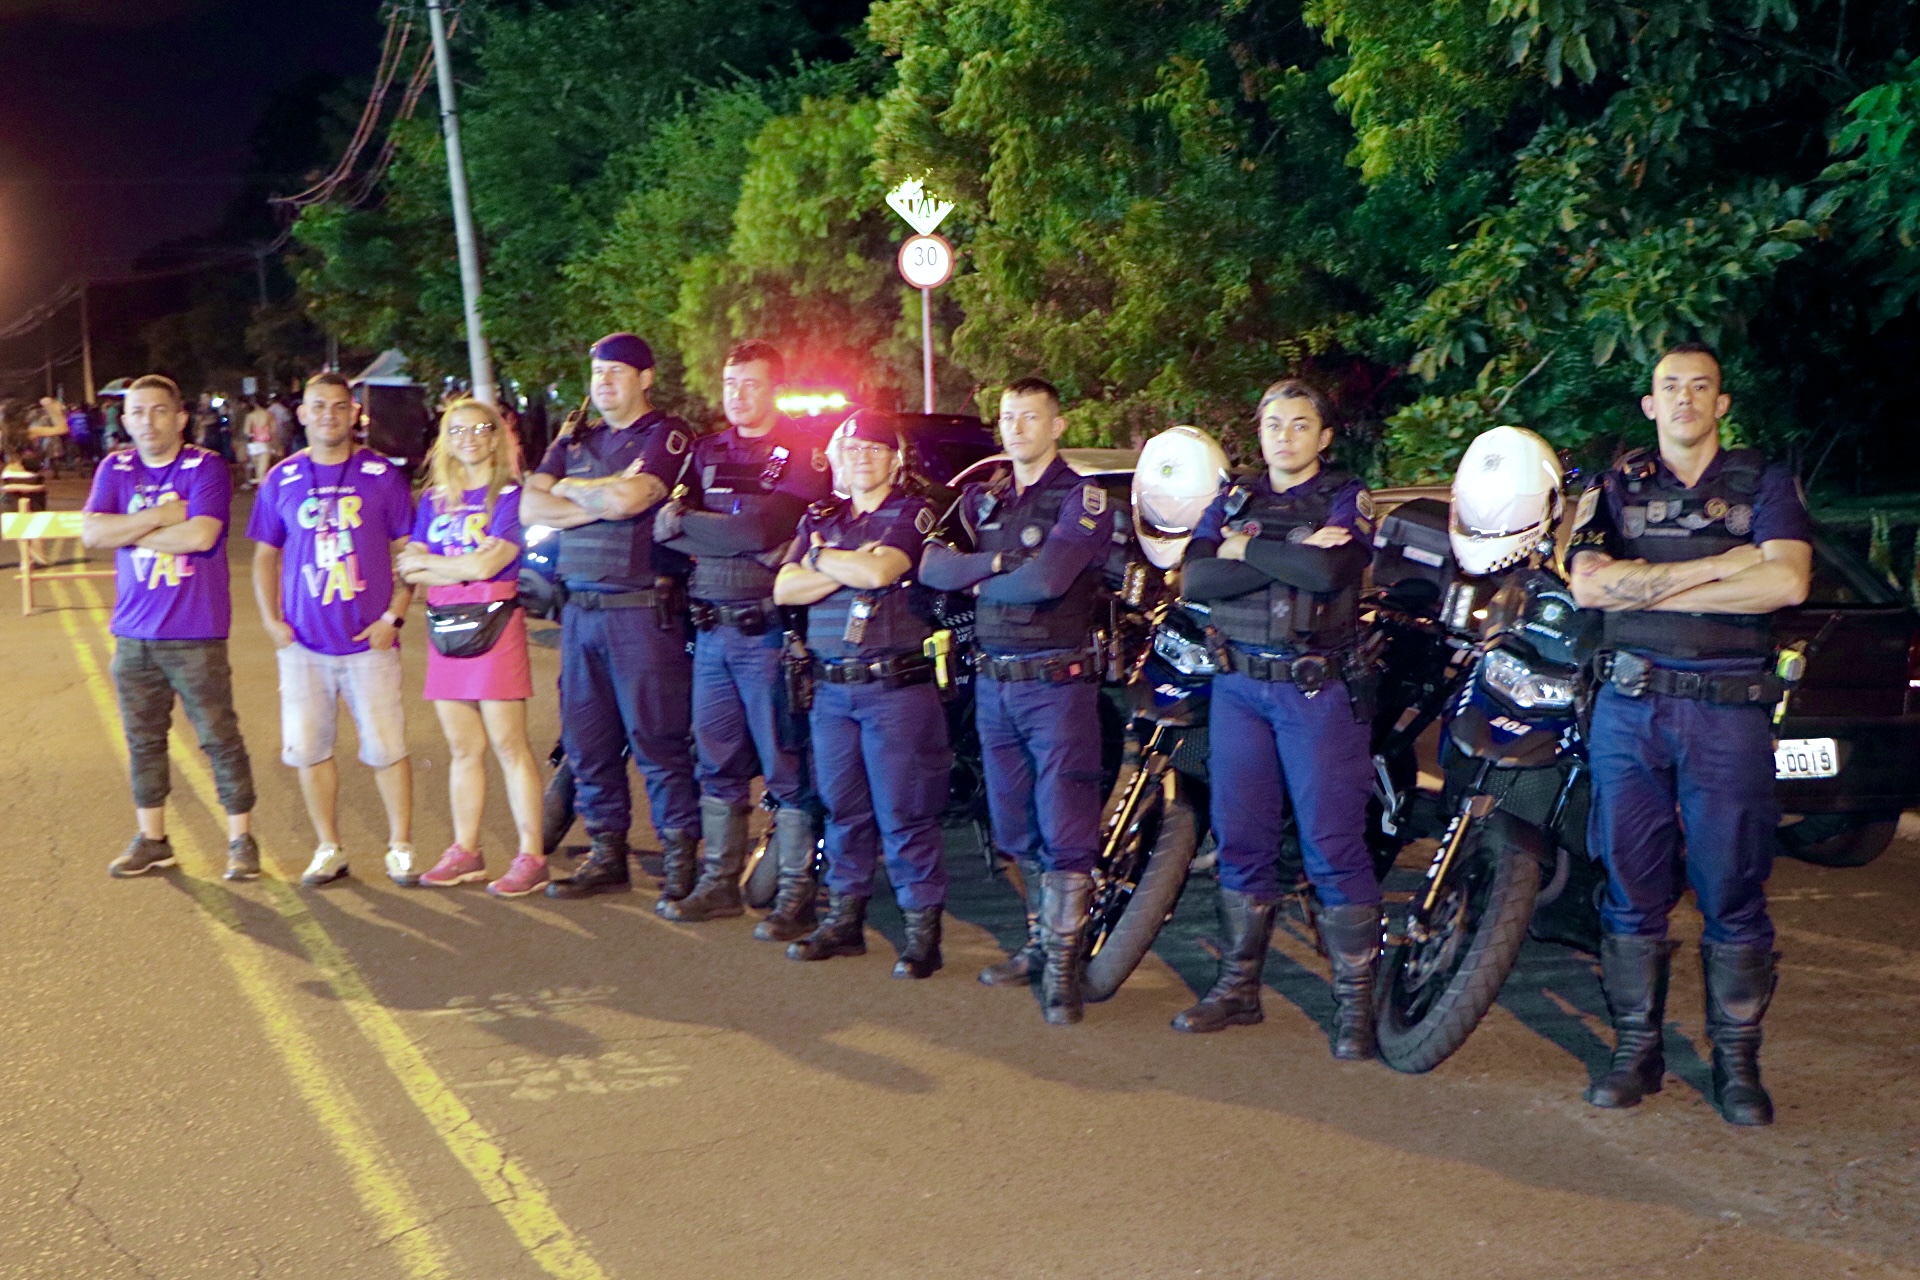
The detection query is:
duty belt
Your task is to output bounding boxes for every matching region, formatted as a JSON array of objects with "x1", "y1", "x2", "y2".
[
  {"x1": 1601, "y1": 651, "x2": 1782, "y2": 706},
  {"x1": 1226, "y1": 647, "x2": 1339, "y2": 693},
  {"x1": 814, "y1": 655, "x2": 935, "y2": 688},
  {"x1": 566, "y1": 588, "x2": 656, "y2": 610},
  {"x1": 690, "y1": 598, "x2": 774, "y2": 634},
  {"x1": 977, "y1": 650, "x2": 1100, "y2": 684}
]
